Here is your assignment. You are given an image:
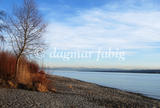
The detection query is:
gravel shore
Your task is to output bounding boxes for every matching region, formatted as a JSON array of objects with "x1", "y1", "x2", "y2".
[{"x1": 0, "y1": 75, "x2": 160, "y2": 108}]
